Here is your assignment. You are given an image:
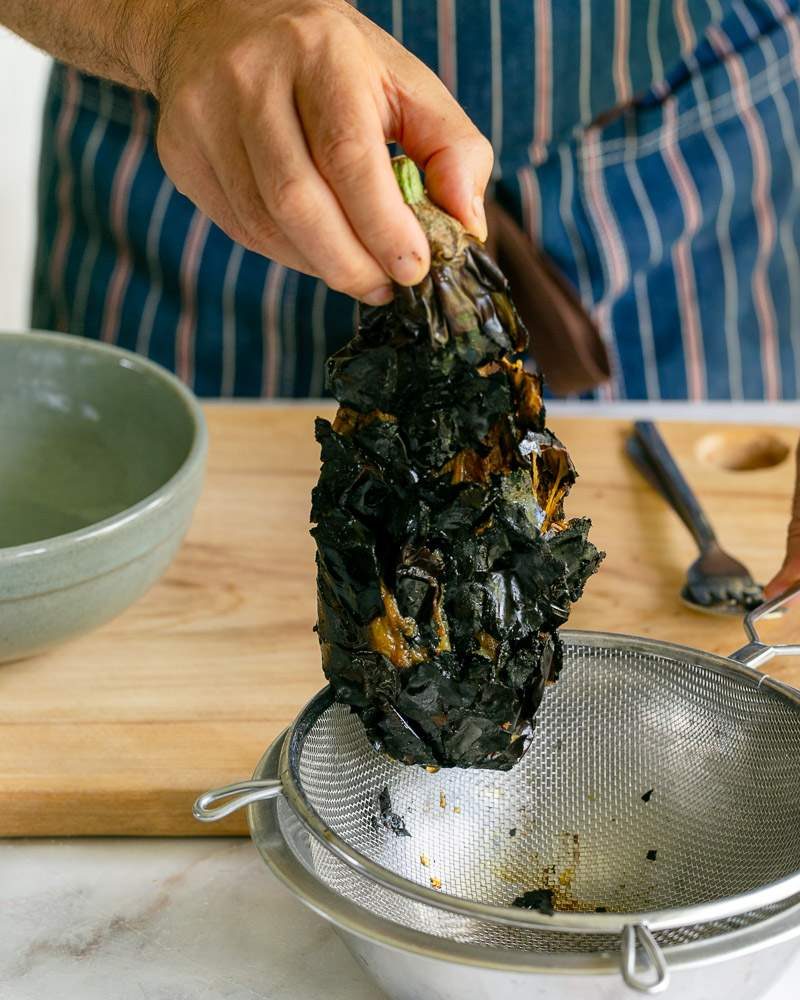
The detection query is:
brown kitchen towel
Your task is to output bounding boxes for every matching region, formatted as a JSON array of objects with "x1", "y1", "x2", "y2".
[{"x1": 485, "y1": 199, "x2": 610, "y2": 396}]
